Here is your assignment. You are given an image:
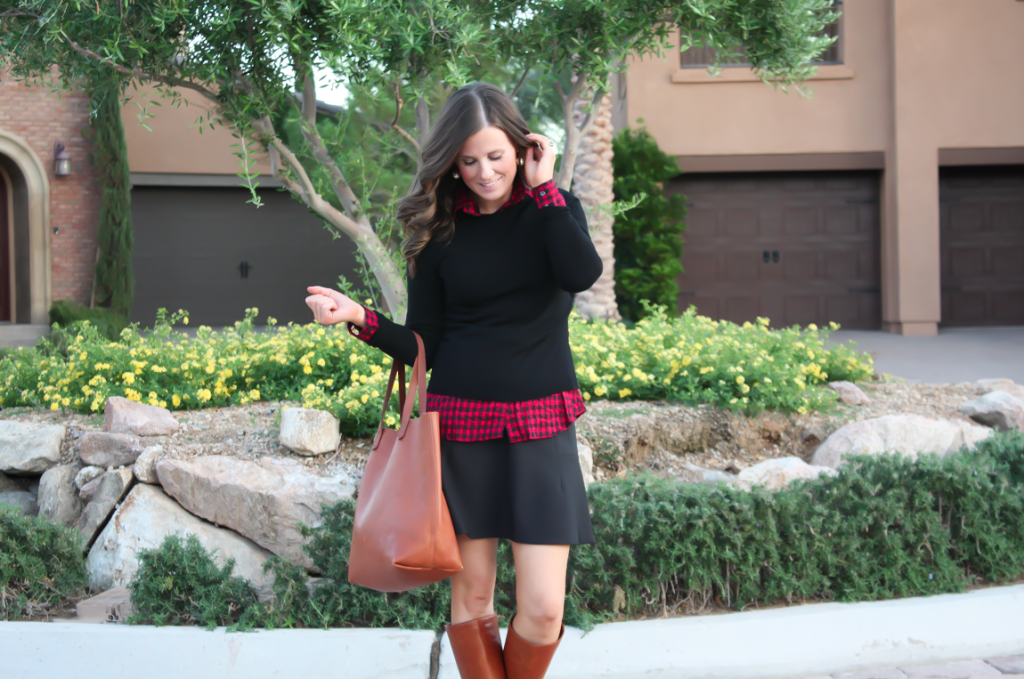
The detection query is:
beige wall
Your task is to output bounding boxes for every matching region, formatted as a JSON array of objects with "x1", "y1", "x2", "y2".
[
  {"x1": 121, "y1": 82, "x2": 272, "y2": 176},
  {"x1": 619, "y1": 0, "x2": 1024, "y2": 334}
]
